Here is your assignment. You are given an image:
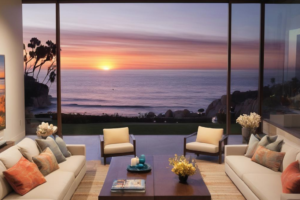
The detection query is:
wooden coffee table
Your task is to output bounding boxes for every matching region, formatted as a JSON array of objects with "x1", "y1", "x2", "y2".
[{"x1": 99, "y1": 155, "x2": 211, "y2": 200}]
